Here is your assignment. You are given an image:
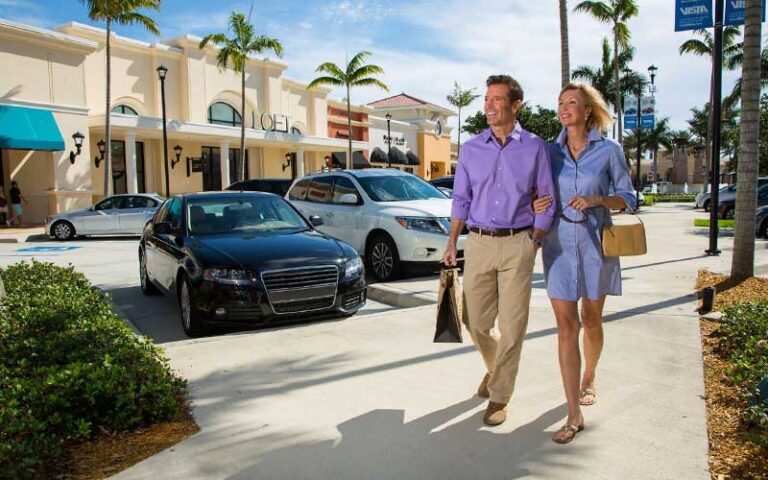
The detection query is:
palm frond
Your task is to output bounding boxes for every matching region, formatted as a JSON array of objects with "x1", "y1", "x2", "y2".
[
  {"x1": 346, "y1": 51, "x2": 372, "y2": 75},
  {"x1": 250, "y1": 36, "x2": 284, "y2": 57},
  {"x1": 199, "y1": 33, "x2": 229, "y2": 49},
  {"x1": 349, "y1": 64, "x2": 385, "y2": 82},
  {"x1": 679, "y1": 39, "x2": 710, "y2": 56},
  {"x1": 615, "y1": 22, "x2": 631, "y2": 49},
  {"x1": 573, "y1": 1, "x2": 613, "y2": 22},
  {"x1": 307, "y1": 76, "x2": 344, "y2": 89},
  {"x1": 315, "y1": 62, "x2": 346, "y2": 80},
  {"x1": 349, "y1": 78, "x2": 388, "y2": 91}
]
